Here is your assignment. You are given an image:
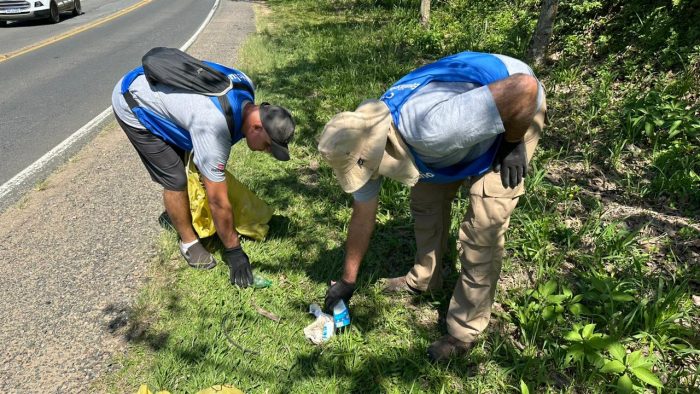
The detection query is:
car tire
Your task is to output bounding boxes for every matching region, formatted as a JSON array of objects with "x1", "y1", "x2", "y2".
[
  {"x1": 72, "y1": 0, "x2": 81, "y2": 16},
  {"x1": 0, "y1": 21, "x2": 7, "y2": 26},
  {"x1": 48, "y1": 1, "x2": 60, "y2": 24}
]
